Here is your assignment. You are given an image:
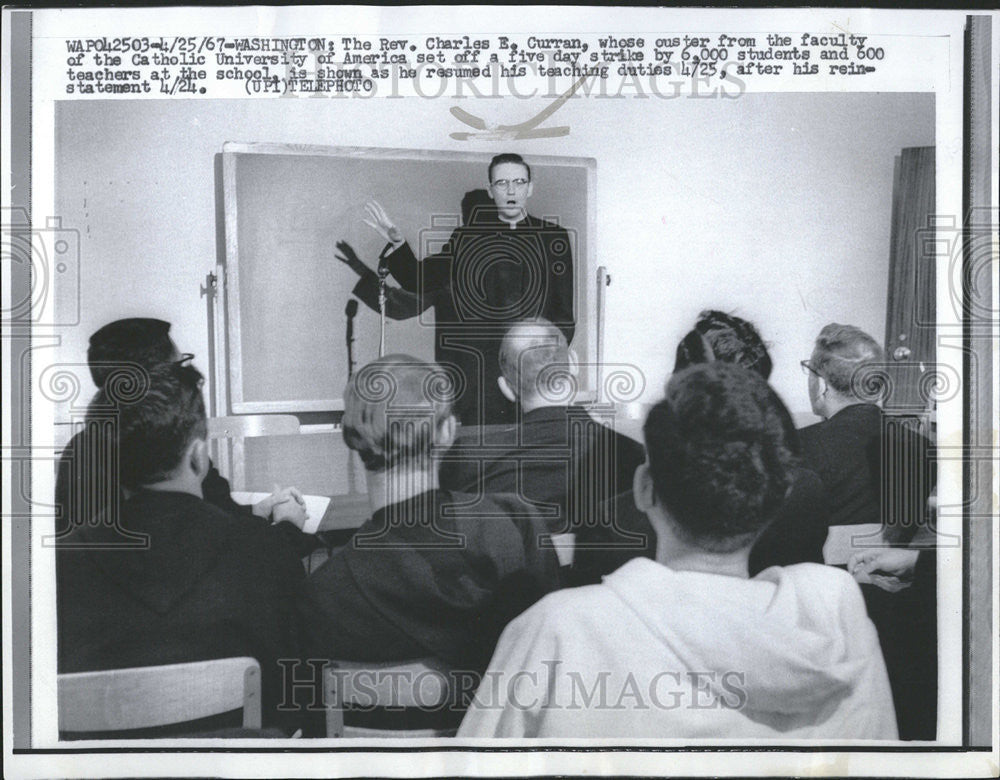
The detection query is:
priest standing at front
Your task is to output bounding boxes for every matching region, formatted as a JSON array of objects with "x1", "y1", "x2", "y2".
[{"x1": 357, "y1": 153, "x2": 575, "y2": 425}]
